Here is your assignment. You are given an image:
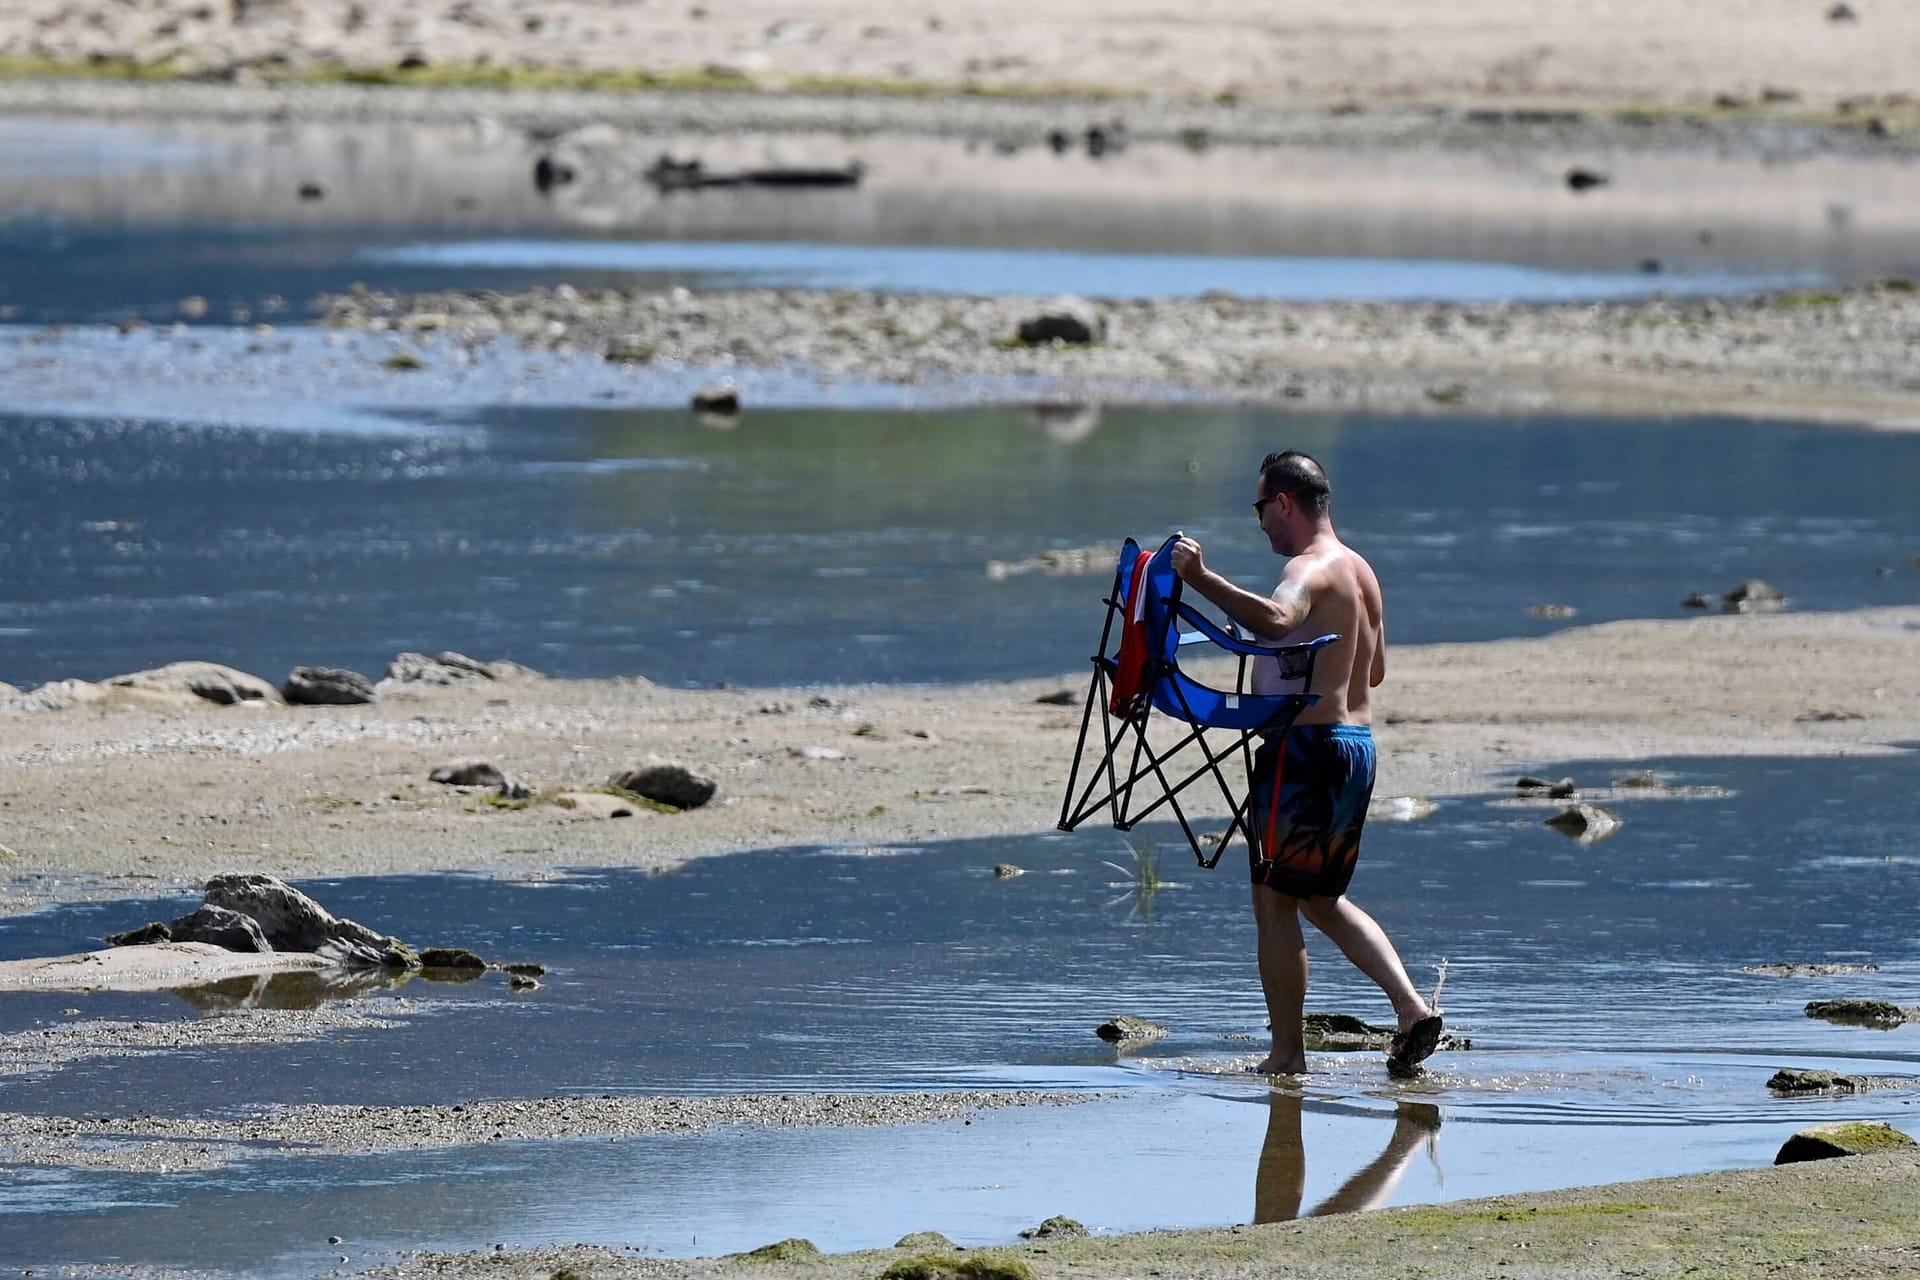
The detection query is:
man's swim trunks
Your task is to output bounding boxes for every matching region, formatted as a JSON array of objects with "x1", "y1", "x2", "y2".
[{"x1": 1248, "y1": 723, "x2": 1376, "y2": 898}]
